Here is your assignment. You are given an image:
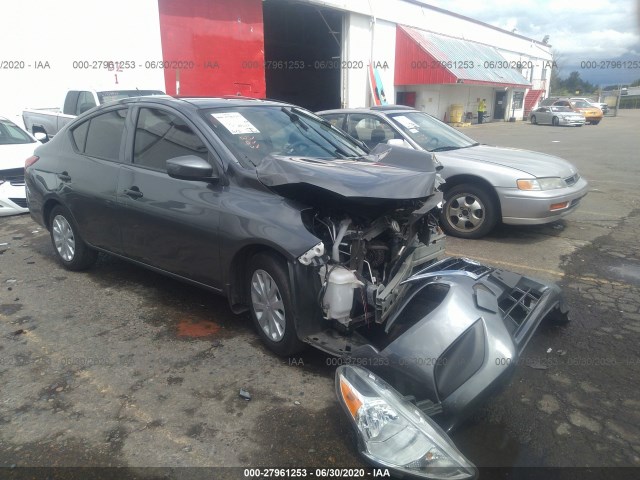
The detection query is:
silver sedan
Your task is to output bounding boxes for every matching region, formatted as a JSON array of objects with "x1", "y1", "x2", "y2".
[
  {"x1": 317, "y1": 106, "x2": 589, "y2": 239},
  {"x1": 530, "y1": 106, "x2": 586, "y2": 126}
]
